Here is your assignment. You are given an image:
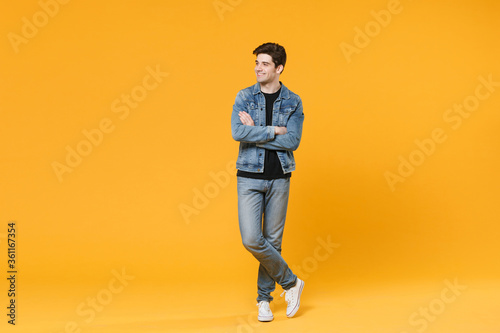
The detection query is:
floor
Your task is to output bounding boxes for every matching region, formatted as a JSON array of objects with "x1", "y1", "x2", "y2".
[{"x1": 5, "y1": 279, "x2": 499, "y2": 333}]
